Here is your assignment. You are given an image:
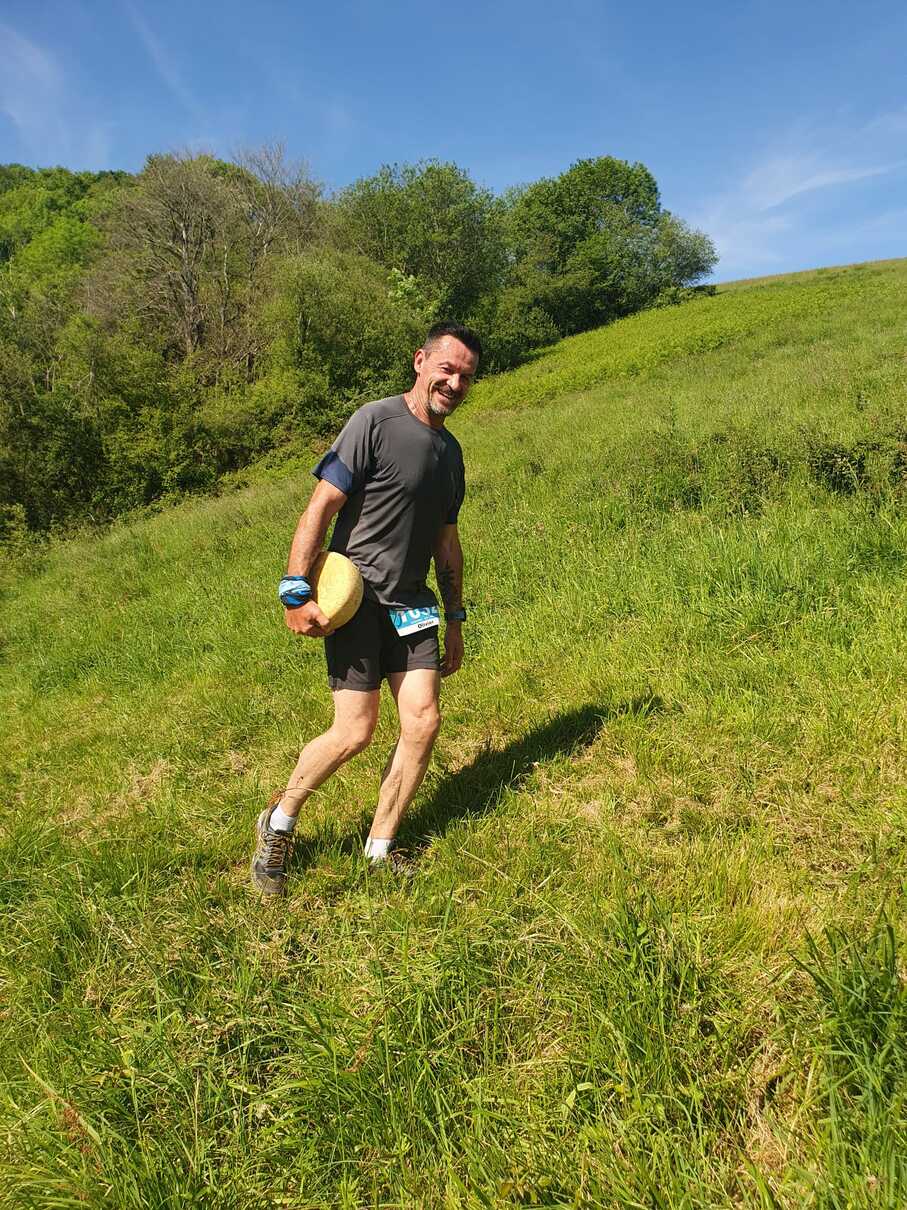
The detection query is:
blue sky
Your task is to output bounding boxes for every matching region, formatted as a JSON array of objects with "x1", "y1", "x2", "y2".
[{"x1": 1, "y1": 0, "x2": 905, "y2": 281}]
